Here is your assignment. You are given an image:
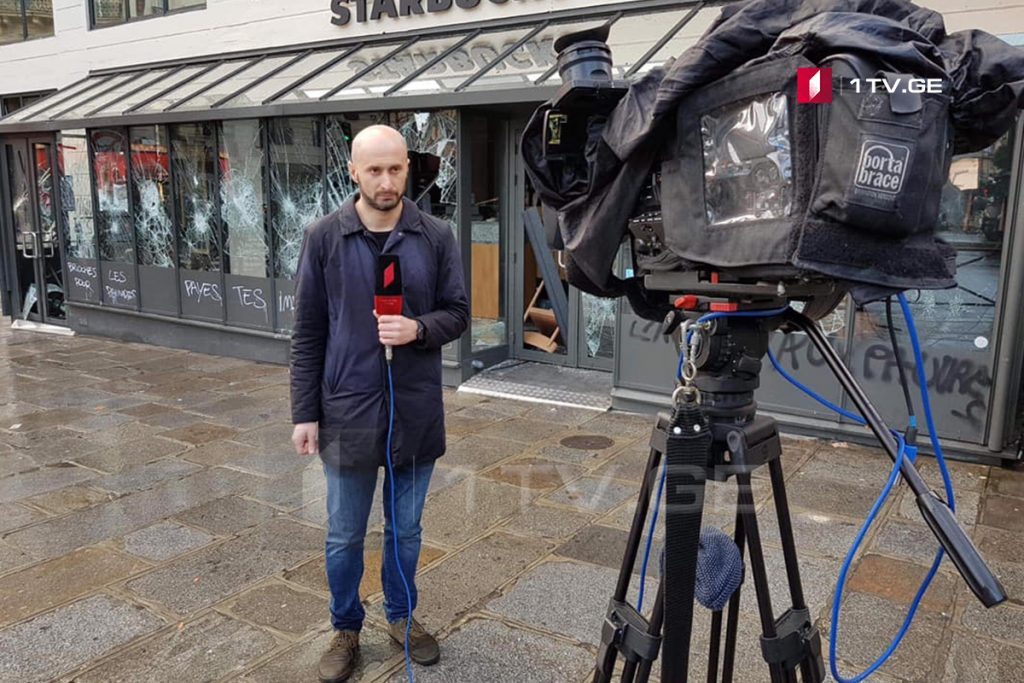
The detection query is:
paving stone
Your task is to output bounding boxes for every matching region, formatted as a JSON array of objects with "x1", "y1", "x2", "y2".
[
  {"x1": 543, "y1": 475, "x2": 636, "y2": 514},
  {"x1": 785, "y1": 471, "x2": 888, "y2": 518},
  {"x1": 0, "y1": 462, "x2": 96, "y2": 503},
  {"x1": 591, "y1": 440, "x2": 653, "y2": 483},
  {"x1": 0, "y1": 594, "x2": 165, "y2": 683},
  {"x1": 426, "y1": 464, "x2": 473, "y2": 497},
  {"x1": 440, "y1": 413, "x2": 495, "y2": 437},
  {"x1": 71, "y1": 609, "x2": 280, "y2": 683},
  {"x1": 120, "y1": 520, "x2": 217, "y2": 562},
  {"x1": 174, "y1": 495, "x2": 281, "y2": 535},
  {"x1": 0, "y1": 502, "x2": 45, "y2": 533},
  {"x1": 283, "y1": 556, "x2": 329, "y2": 595},
  {"x1": 64, "y1": 411, "x2": 136, "y2": 433},
  {"x1": 179, "y1": 439, "x2": 258, "y2": 467},
  {"x1": 822, "y1": 592, "x2": 949, "y2": 682},
  {"x1": 758, "y1": 504, "x2": 863, "y2": 560},
  {"x1": 238, "y1": 623, "x2": 400, "y2": 683},
  {"x1": 555, "y1": 525, "x2": 638, "y2": 574},
  {"x1": 501, "y1": 503, "x2": 596, "y2": 541},
  {"x1": 471, "y1": 397, "x2": 534, "y2": 417},
  {"x1": 206, "y1": 402, "x2": 291, "y2": 429},
  {"x1": 451, "y1": 405, "x2": 513, "y2": 422},
  {"x1": 488, "y1": 560, "x2": 657, "y2": 646},
  {"x1": 360, "y1": 531, "x2": 447, "y2": 600},
  {"x1": 22, "y1": 484, "x2": 115, "y2": 515},
  {"x1": 0, "y1": 448, "x2": 38, "y2": 478},
  {"x1": 524, "y1": 404, "x2": 606, "y2": 426},
  {"x1": 475, "y1": 417, "x2": 570, "y2": 444},
  {"x1": 980, "y1": 494, "x2": 1024, "y2": 533},
  {"x1": 4, "y1": 468, "x2": 261, "y2": 559},
  {"x1": 973, "y1": 526, "x2": 1024, "y2": 605},
  {"x1": 480, "y1": 457, "x2": 585, "y2": 491},
  {"x1": 117, "y1": 402, "x2": 170, "y2": 418},
  {"x1": 91, "y1": 458, "x2": 202, "y2": 495},
  {"x1": 960, "y1": 596, "x2": 1024, "y2": 641},
  {"x1": 232, "y1": 421, "x2": 294, "y2": 449},
  {"x1": 941, "y1": 632, "x2": 1024, "y2": 682},
  {"x1": 124, "y1": 517, "x2": 323, "y2": 615},
  {"x1": 72, "y1": 435, "x2": 191, "y2": 474},
  {"x1": 989, "y1": 466, "x2": 1024, "y2": 498},
  {"x1": 0, "y1": 401, "x2": 44, "y2": 421},
  {"x1": 82, "y1": 420, "x2": 164, "y2": 448},
  {"x1": 221, "y1": 448, "x2": 310, "y2": 477},
  {"x1": 2, "y1": 406, "x2": 91, "y2": 432},
  {"x1": 245, "y1": 467, "x2": 328, "y2": 511},
  {"x1": 135, "y1": 409, "x2": 207, "y2": 429},
  {"x1": 422, "y1": 477, "x2": 532, "y2": 547},
  {"x1": 791, "y1": 443, "x2": 893, "y2": 486},
  {"x1": 898, "y1": 487, "x2": 980, "y2": 529},
  {"x1": 847, "y1": 554, "x2": 955, "y2": 614},
  {"x1": 385, "y1": 617, "x2": 593, "y2": 683},
  {"x1": 533, "y1": 436, "x2": 626, "y2": 468},
  {"x1": 414, "y1": 532, "x2": 552, "y2": 633},
  {"x1": 160, "y1": 421, "x2": 240, "y2": 445},
  {"x1": 870, "y1": 518, "x2": 949, "y2": 569},
  {"x1": 441, "y1": 434, "x2": 527, "y2": 471},
  {"x1": 3, "y1": 428, "x2": 99, "y2": 465},
  {"x1": 574, "y1": 411, "x2": 653, "y2": 440},
  {"x1": 0, "y1": 546, "x2": 151, "y2": 626},
  {"x1": 0, "y1": 539, "x2": 34, "y2": 575},
  {"x1": 222, "y1": 580, "x2": 326, "y2": 637}
]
